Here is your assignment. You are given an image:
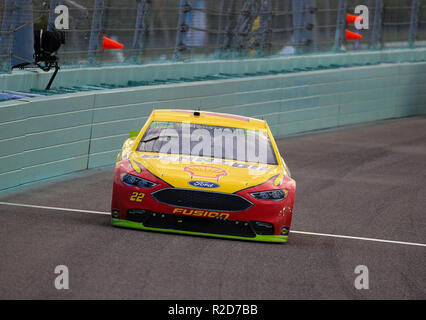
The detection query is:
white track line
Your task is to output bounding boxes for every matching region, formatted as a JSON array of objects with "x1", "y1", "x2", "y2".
[
  {"x1": 0, "y1": 201, "x2": 110, "y2": 215},
  {"x1": 1, "y1": 201, "x2": 425, "y2": 247},
  {"x1": 290, "y1": 230, "x2": 426, "y2": 248}
]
